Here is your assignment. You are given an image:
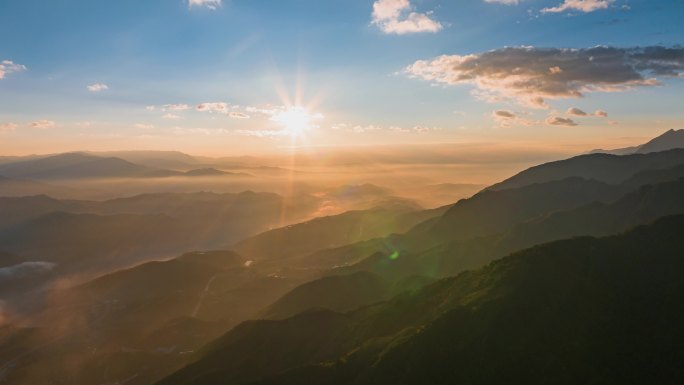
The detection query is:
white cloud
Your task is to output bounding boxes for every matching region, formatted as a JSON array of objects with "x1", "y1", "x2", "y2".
[
  {"x1": 228, "y1": 111, "x2": 250, "y2": 119},
  {"x1": 405, "y1": 46, "x2": 684, "y2": 108},
  {"x1": 188, "y1": 0, "x2": 221, "y2": 10},
  {"x1": 135, "y1": 123, "x2": 155, "y2": 129},
  {"x1": 146, "y1": 105, "x2": 156, "y2": 111},
  {"x1": 162, "y1": 104, "x2": 190, "y2": 111},
  {"x1": 0, "y1": 60, "x2": 26, "y2": 80},
  {"x1": 542, "y1": 0, "x2": 614, "y2": 13},
  {"x1": 30, "y1": 120, "x2": 56, "y2": 129},
  {"x1": 372, "y1": 0, "x2": 443, "y2": 35},
  {"x1": 235, "y1": 129, "x2": 287, "y2": 138},
  {"x1": 87, "y1": 83, "x2": 109, "y2": 92},
  {"x1": 0, "y1": 123, "x2": 18, "y2": 132},
  {"x1": 162, "y1": 113, "x2": 182, "y2": 120},
  {"x1": 196, "y1": 102, "x2": 251, "y2": 118}
]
